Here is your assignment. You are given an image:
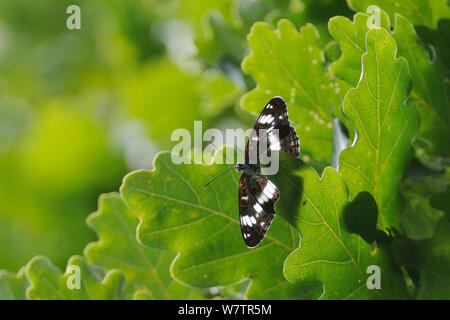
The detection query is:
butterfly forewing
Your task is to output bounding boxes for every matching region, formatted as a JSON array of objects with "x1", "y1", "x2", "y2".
[{"x1": 245, "y1": 97, "x2": 299, "y2": 163}]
